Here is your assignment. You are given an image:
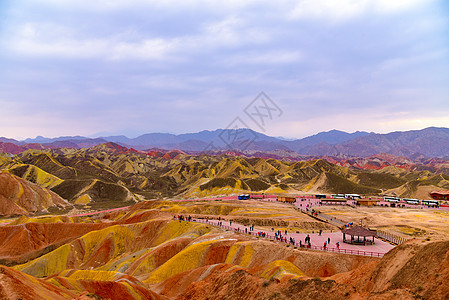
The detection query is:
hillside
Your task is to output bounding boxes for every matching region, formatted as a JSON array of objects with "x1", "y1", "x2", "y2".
[
  {"x1": 0, "y1": 172, "x2": 71, "y2": 216},
  {"x1": 333, "y1": 239, "x2": 449, "y2": 299},
  {"x1": 0, "y1": 200, "x2": 448, "y2": 299},
  {"x1": 1, "y1": 144, "x2": 448, "y2": 216},
  {"x1": 0, "y1": 200, "x2": 379, "y2": 299}
]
